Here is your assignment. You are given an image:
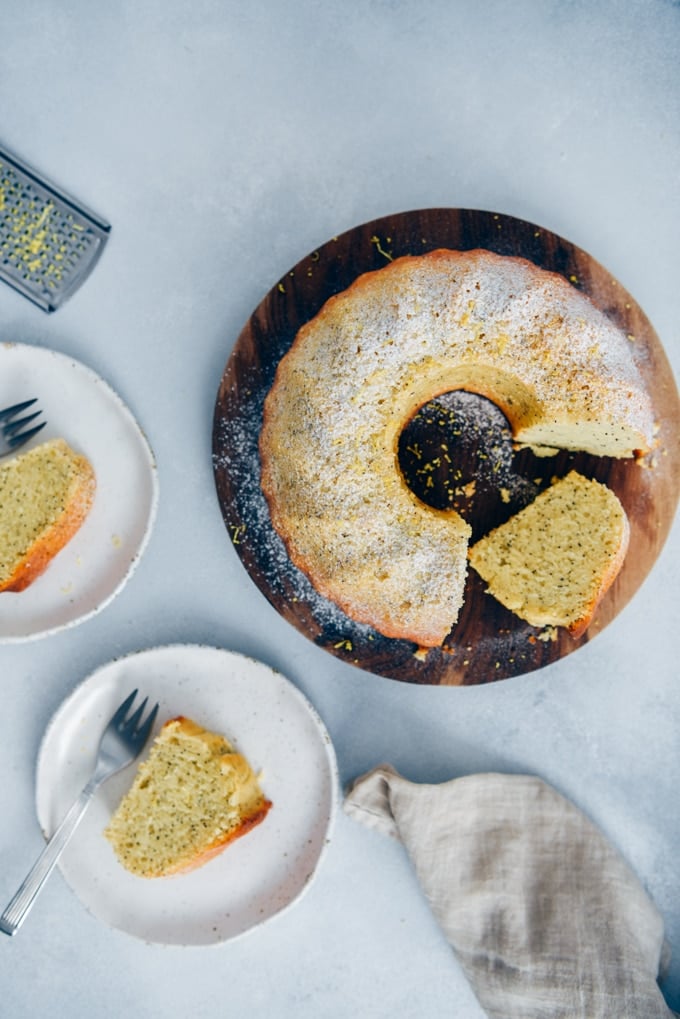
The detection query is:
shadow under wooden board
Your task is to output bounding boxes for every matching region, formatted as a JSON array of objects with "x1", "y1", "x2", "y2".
[{"x1": 212, "y1": 208, "x2": 680, "y2": 686}]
